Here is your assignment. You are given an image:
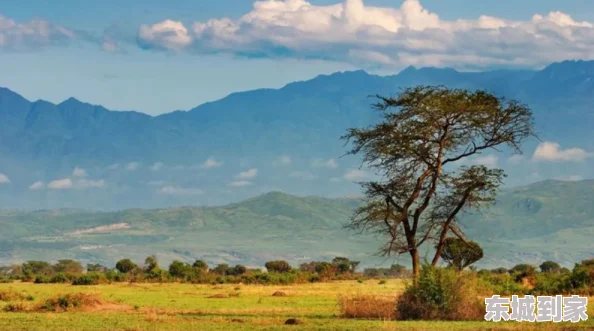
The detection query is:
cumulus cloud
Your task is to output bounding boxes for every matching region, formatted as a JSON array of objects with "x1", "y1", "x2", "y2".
[
  {"x1": 228, "y1": 180, "x2": 253, "y2": 187},
  {"x1": 159, "y1": 185, "x2": 204, "y2": 195},
  {"x1": 273, "y1": 155, "x2": 292, "y2": 166},
  {"x1": 532, "y1": 142, "x2": 591, "y2": 162},
  {"x1": 237, "y1": 168, "x2": 258, "y2": 179},
  {"x1": 344, "y1": 169, "x2": 369, "y2": 181},
  {"x1": 136, "y1": 0, "x2": 594, "y2": 69},
  {"x1": 73, "y1": 167, "x2": 87, "y2": 177},
  {"x1": 138, "y1": 19, "x2": 193, "y2": 51},
  {"x1": 29, "y1": 181, "x2": 45, "y2": 190},
  {"x1": 126, "y1": 162, "x2": 141, "y2": 171},
  {"x1": 0, "y1": 173, "x2": 10, "y2": 184},
  {"x1": 312, "y1": 158, "x2": 339, "y2": 169},
  {"x1": 201, "y1": 157, "x2": 224, "y2": 169},
  {"x1": 48, "y1": 178, "x2": 73, "y2": 190},
  {"x1": 0, "y1": 14, "x2": 84, "y2": 51}
]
